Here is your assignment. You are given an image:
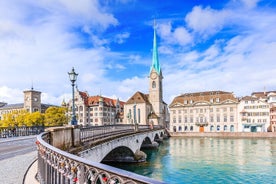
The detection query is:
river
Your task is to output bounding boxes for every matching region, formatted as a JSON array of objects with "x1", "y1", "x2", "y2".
[{"x1": 107, "y1": 137, "x2": 276, "y2": 184}]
